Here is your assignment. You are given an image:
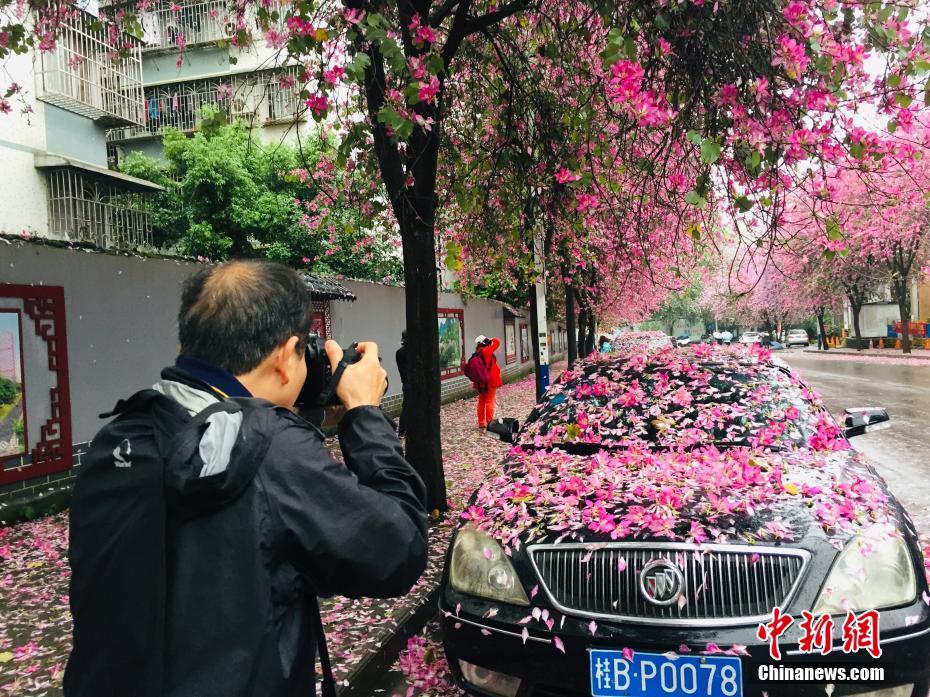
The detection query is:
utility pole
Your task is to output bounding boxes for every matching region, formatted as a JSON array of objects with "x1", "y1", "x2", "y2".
[
  {"x1": 524, "y1": 101, "x2": 549, "y2": 401},
  {"x1": 530, "y1": 221, "x2": 550, "y2": 400}
]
